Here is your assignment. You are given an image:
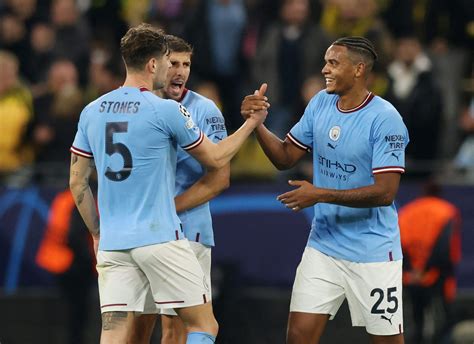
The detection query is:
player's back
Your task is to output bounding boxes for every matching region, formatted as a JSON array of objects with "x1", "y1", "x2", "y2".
[{"x1": 72, "y1": 87, "x2": 185, "y2": 250}]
